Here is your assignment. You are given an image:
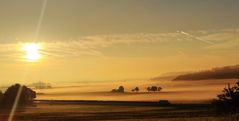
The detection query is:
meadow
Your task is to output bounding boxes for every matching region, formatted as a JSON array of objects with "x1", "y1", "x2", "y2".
[
  {"x1": 35, "y1": 79, "x2": 236, "y2": 103},
  {"x1": 1, "y1": 79, "x2": 238, "y2": 121},
  {"x1": 0, "y1": 100, "x2": 238, "y2": 121}
]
